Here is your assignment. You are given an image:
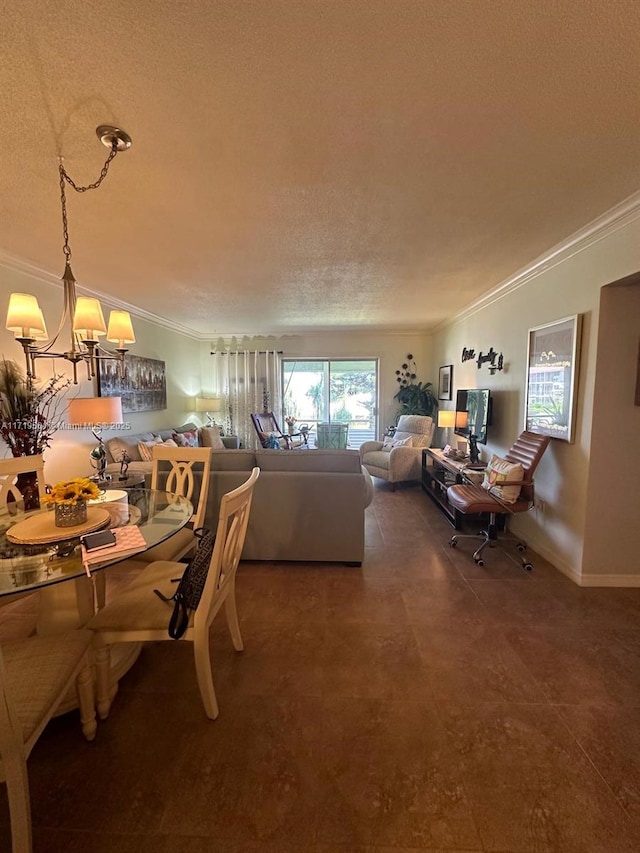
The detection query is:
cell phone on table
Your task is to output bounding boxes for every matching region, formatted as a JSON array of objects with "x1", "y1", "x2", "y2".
[{"x1": 81, "y1": 530, "x2": 117, "y2": 551}]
